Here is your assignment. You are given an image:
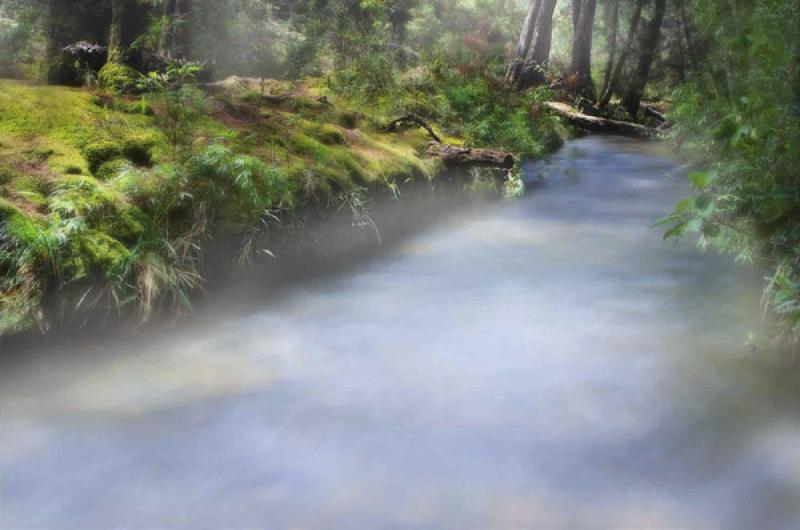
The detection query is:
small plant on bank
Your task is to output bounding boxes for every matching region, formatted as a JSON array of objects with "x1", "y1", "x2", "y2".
[{"x1": 137, "y1": 62, "x2": 206, "y2": 161}]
